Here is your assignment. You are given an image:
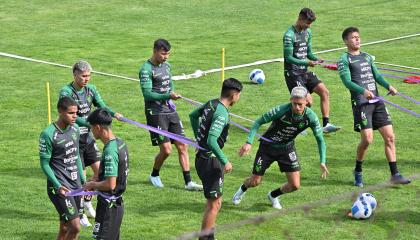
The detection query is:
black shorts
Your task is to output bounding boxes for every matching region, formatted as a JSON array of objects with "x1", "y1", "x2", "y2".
[
  {"x1": 146, "y1": 111, "x2": 185, "y2": 146},
  {"x1": 80, "y1": 140, "x2": 101, "y2": 169},
  {"x1": 285, "y1": 71, "x2": 322, "y2": 93},
  {"x1": 47, "y1": 187, "x2": 83, "y2": 222},
  {"x1": 195, "y1": 153, "x2": 224, "y2": 199},
  {"x1": 252, "y1": 142, "x2": 301, "y2": 175},
  {"x1": 352, "y1": 101, "x2": 392, "y2": 132},
  {"x1": 93, "y1": 195, "x2": 124, "y2": 240}
]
